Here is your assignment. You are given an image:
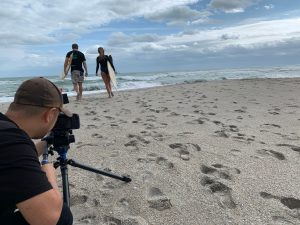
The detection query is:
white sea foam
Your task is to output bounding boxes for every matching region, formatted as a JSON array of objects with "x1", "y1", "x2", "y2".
[{"x1": 0, "y1": 65, "x2": 299, "y2": 103}]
